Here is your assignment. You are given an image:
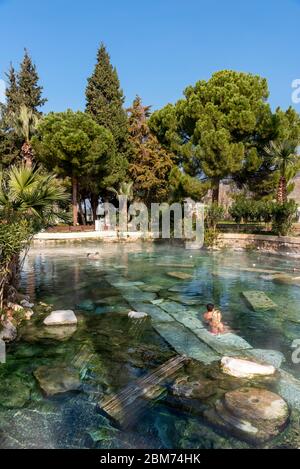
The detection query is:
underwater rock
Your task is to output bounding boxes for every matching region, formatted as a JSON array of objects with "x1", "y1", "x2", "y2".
[
  {"x1": 21, "y1": 324, "x2": 77, "y2": 342},
  {"x1": 205, "y1": 387, "x2": 289, "y2": 444},
  {"x1": 171, "y1": 375, "x2": 217, "y2": 400},
  {"x1": 221, "y1": 357, "x2": 275, "y2": 378},
  {"x1": 277, "y1": 370, "x2": 300, "y2": 411},
  {"x1": 7, "y1": 302, "x2": 24, "y2": 312},
  {"x1": 20, "y1": 299, "x2": 34, "y2": 308},
  {"x1": 139, "y1": 285, "x2": 163, "y2": 293},
  {"x1": 43, "y1": 310, "x2": 77, "y2": 326},
  {"x1": 245, "y1": 349, "x2": 285, "y2": 369},
  {"x1": 33, "y1": 365, "x2": 81, "y2": 396},
  {"x1": 95, "y1": 305, "x2": 130, "y2": 314},
  {"x1": 0, "y1": 319, "x2": 17, "y2": 342},
  {"x1": 167, "y1": 272, "x2": 193, "y2": 280},
  {"x1": 128, "y1": 311, "x2": 148, "y2": 319},
  {"x1": 0, "y1": 375, "x2": 31, "y2": 408},
  {"x1": 25, "y1": 309, "x2": 34, "y2": 320},
  {"x1": 76, "y1": 299, "x2": 94, "y2": 311},
  {"x1": 242, "y1": 291, "x2": 277, "y2": 312}
]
